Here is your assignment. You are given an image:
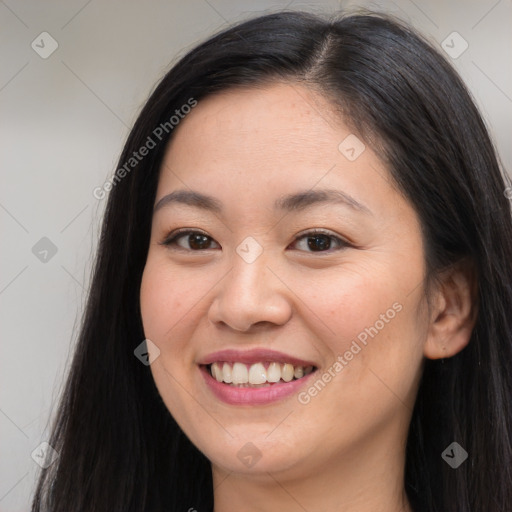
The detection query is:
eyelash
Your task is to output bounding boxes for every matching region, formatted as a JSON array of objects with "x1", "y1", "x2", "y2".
[{"x1": 159, "y1": 228, "x2": 350, "y2": 253}]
